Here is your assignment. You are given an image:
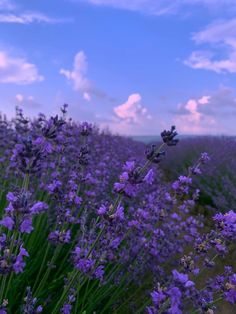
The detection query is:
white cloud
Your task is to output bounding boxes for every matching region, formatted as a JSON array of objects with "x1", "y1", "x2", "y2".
[
  {"x1": 0, "y1": 13, "x2": 67, "y2": 24},
  {"x1": 0, "y1": 50, "x2": 44, "y2": 84},
  {"x1": 77, "y1": 0, "x2": 236, "y2": 15},
  {"x1": 185, "y1": 19, "x2": 236, "y2": 73},
  {"x1": 60, "y1": 51, "x2": 92, "y2": 101},
  {"x1": 114, "y1": 93, "x2": 151, "y2": 123}
]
